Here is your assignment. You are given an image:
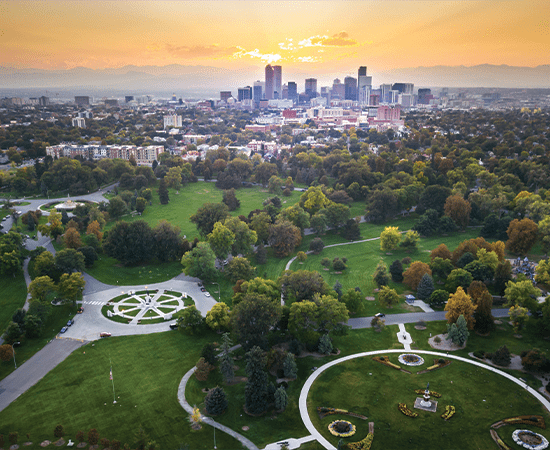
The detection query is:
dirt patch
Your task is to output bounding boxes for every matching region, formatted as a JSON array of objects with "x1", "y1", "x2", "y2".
[
  {"x1": 428, "y1": 334, "x2": 466, "y2": 351},
  {"x1": 414, "y1": 326, "x2": 426, "y2": 330},
  {"x1": 77, "y1": 443, "x2": 87, "y2": 448},
  {"x1": 23, "y1": 443, "x2": 33, "y2": 447},
  {"x1": 40, "y1": 442, "x2": 50, "y2": 448},
  {"x1": 54, "y1": 440, "x2": 65, "y2": 447}
]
